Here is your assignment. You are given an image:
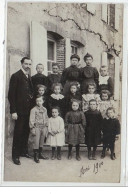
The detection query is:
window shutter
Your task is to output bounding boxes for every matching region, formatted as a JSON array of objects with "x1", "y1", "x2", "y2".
[
  {"x1": 115, "y1": 4, "x2": 120, "y2": 31},
  {"x1": 65, "y1": 38, "x2": 71, "y2": 68},
  {"x1": 114, "y1": 57, "x2": 120, "y2": 100},
  {"x1": 30, "y1": 21, "x2": 47, "y2": 76},
  {"x1": 101, "y1": 52, "x2": 108, "y2": 66},
  {"x1": 87, "y1": 4, "x2": 96, "y2": 15},
  {"x1": 101, "y1": 4, "x2": 108, "y2": 23}
]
